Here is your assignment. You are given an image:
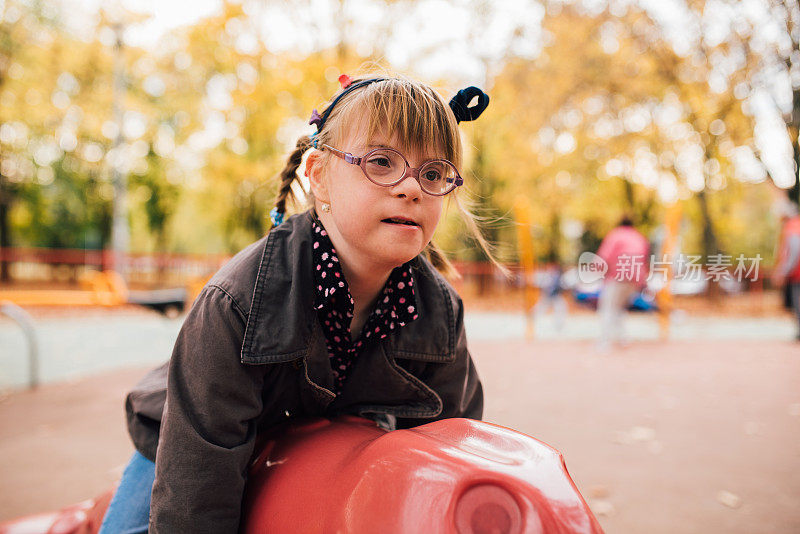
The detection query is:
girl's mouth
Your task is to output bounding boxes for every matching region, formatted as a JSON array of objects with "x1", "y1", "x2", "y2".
[{"x1": 382, "y1": 217, "x2": 419, "y2": 227}]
